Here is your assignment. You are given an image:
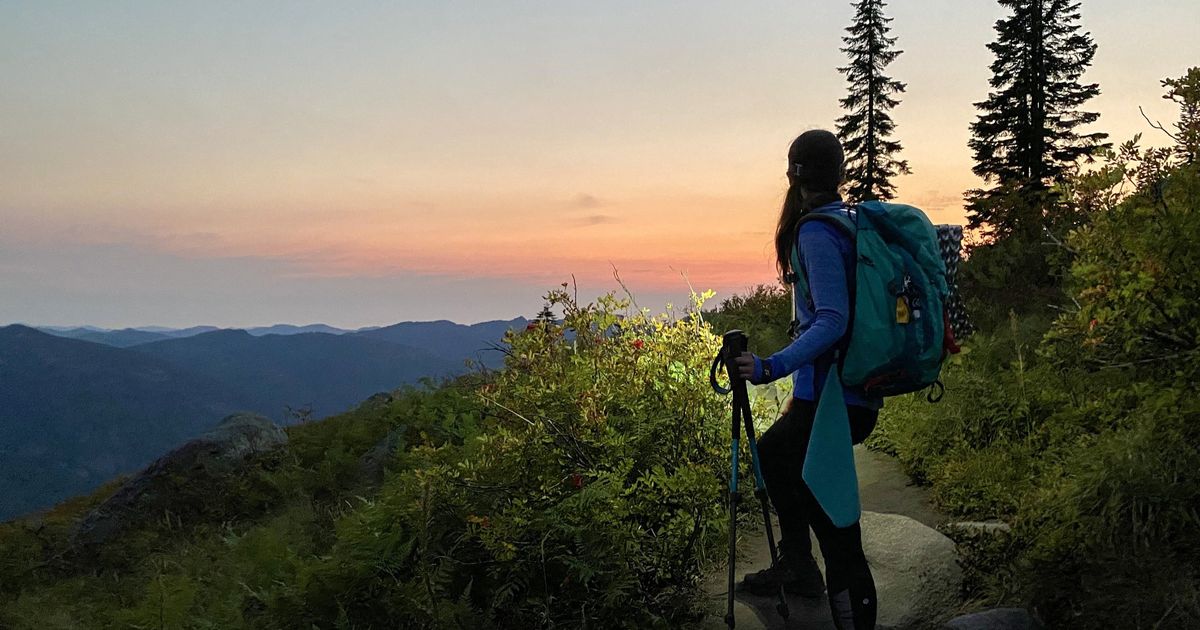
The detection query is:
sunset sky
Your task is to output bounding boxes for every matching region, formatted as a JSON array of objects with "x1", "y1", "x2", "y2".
[{"x1": 2, "y1": 1, "x2": 1197, "y2": 328}]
